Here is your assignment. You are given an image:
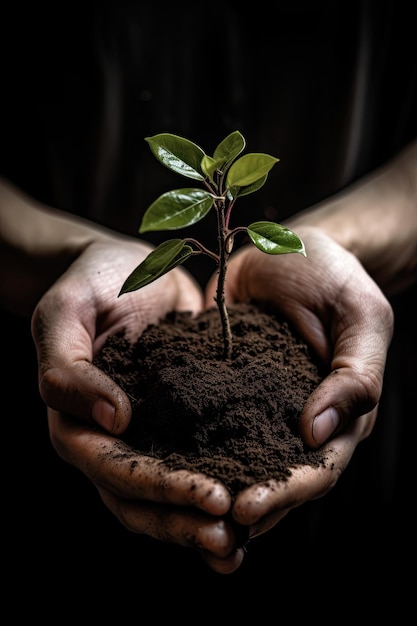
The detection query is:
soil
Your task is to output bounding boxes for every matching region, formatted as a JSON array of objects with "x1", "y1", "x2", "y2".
[{"x1": 94, "y1": 301, "x2": 330, "y2": 498}]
